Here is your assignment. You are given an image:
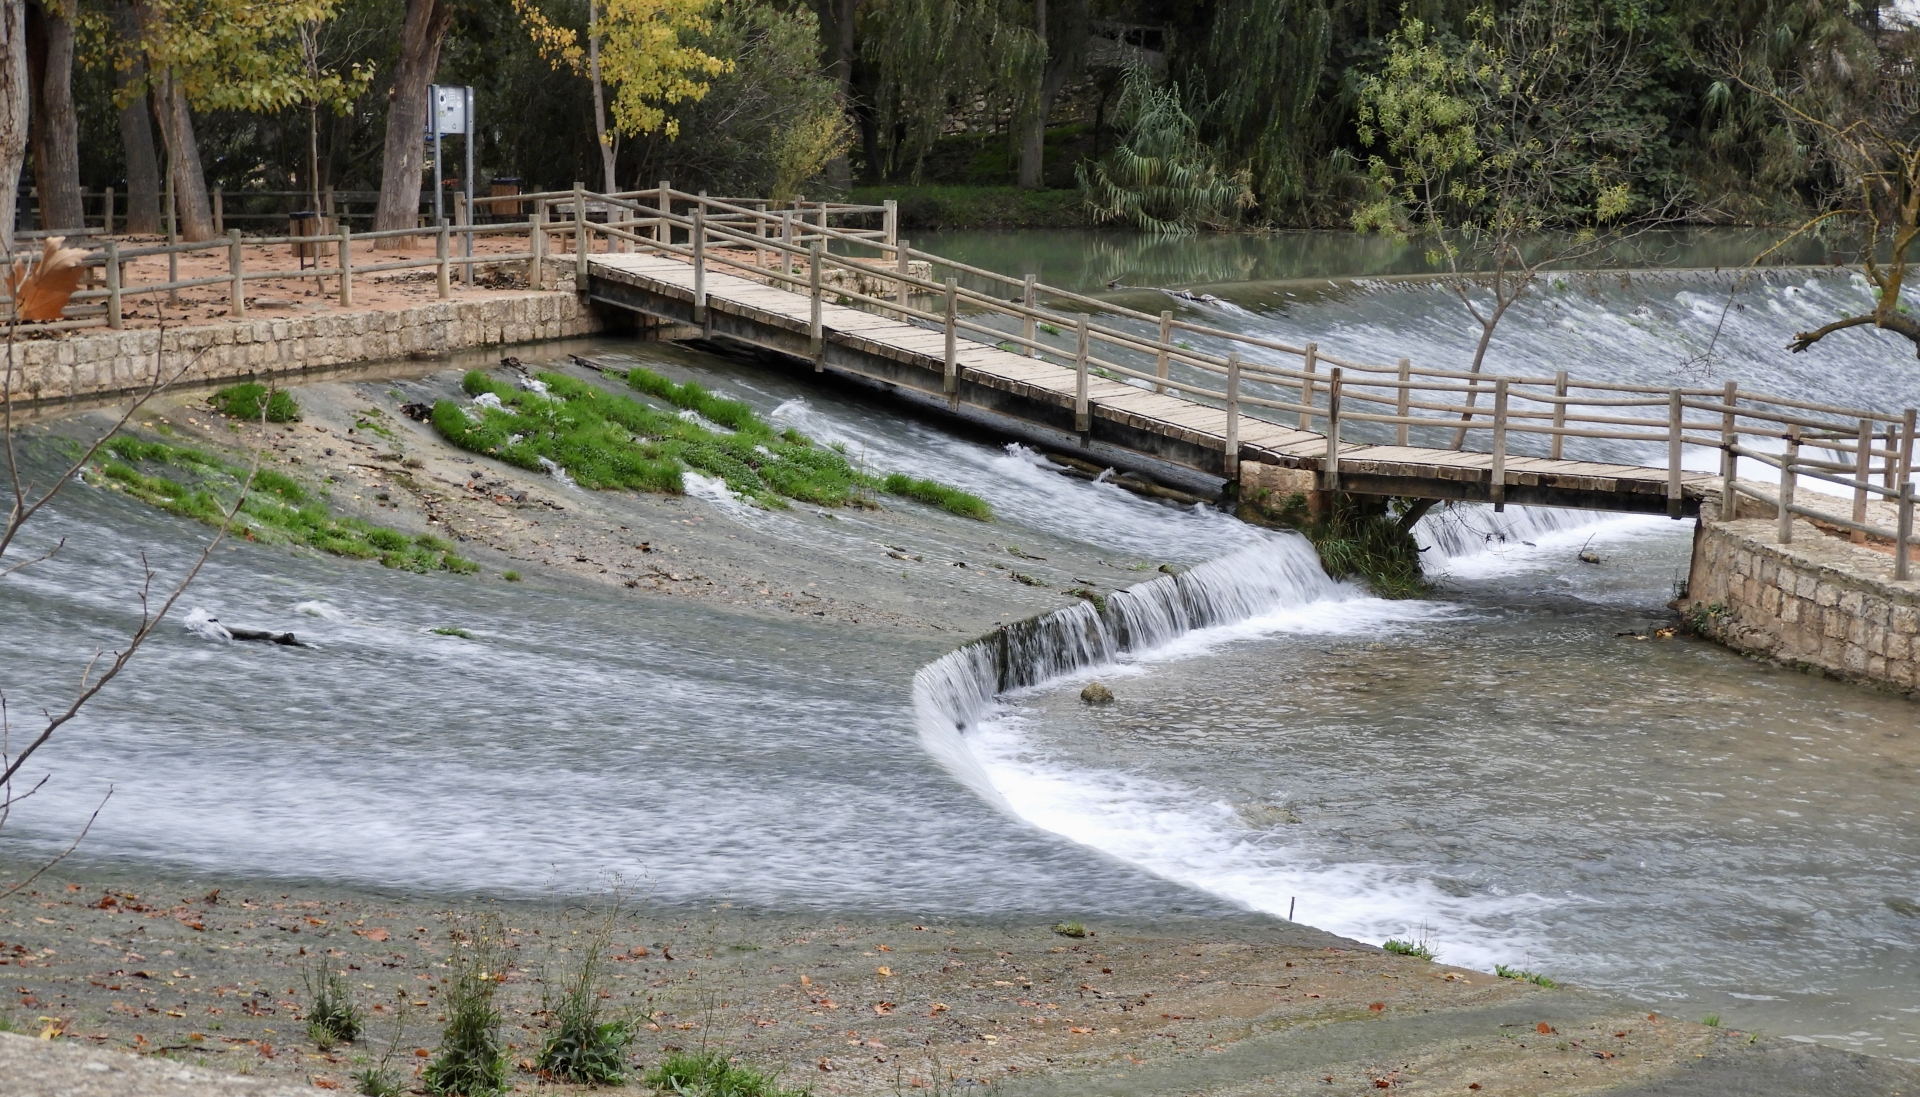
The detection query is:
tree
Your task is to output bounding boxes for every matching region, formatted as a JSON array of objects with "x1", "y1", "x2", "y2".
[
  {"x1": 26, "y1": 0, "x2": 80, "y2": 231},
  {"x1": 1721, "y1": 26, "x2": 1920, "y2": 356},
  {"x1": 108, "y1": 0, "x2": 161, "y2": 234},
  {"x1": 0, "y1": 1, "x2": 27, "y2": 252},
  {"x1": 1076, "y1": 65, "x2": 1253, "y2": 233},
  {"x1": 375, "y1": 0, "x2": 453, "y2": 233},
  {"x1": 860, "y1": 0, "x2": 1041, "y2": 182},
  {"x1": 514, "y1": 0, "x2": 729, "y2": 194},
  {"x1": 1014, "y1": 0, "x2": 1086, "y2": 189},
  {"x1": 1353, "y1": 0, "x2": 1671, "y2": 441}
]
